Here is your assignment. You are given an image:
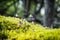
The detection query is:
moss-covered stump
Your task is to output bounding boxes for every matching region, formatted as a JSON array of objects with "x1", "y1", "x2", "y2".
[{"x1": 0, "y1": 15, "x2": 60, "y2": 40}]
